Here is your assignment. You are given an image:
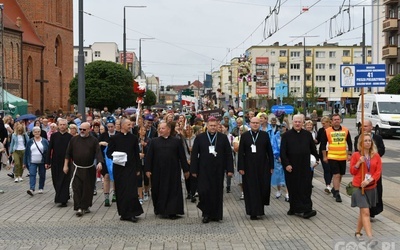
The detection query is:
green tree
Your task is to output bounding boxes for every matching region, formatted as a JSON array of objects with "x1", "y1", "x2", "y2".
[
  {"x1": 69, "y1": 61, "x2": 135, "y2": 110},
  {"x1": 144, "y1": 89, "x2": 157, "y2": 107},
  {"x1": 385, "y1": 74, "x2": 400, "y2": 94}
]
